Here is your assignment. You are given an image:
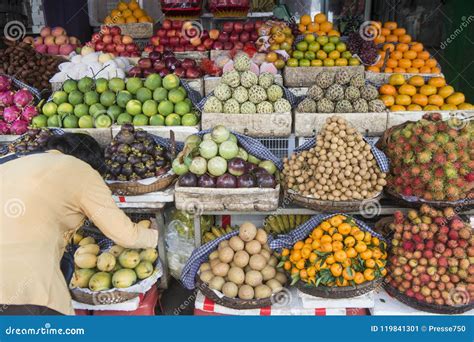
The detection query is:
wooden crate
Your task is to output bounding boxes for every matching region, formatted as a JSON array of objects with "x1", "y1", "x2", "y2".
[
  {"x1": 201, "y1": 112, "x2": 292, "y2": 137},
  {"x1": 387, "y1": 110, "x2": 474, "y2": 128},
  {"x1": 210, "y1": 50, "x2": 231, "y2": 60},
  {"x1": 204, "y1": 74, "x2": 283, "y2": 95},
  {"x1": 365, "y1": 71, "x2": 444, "y2": 86},
  {"x1": 62, "y1": 128, "x2": 113, "y2": 147},
  {"x1": 294, "y1": 111, "x2": 388, "y2": 137},
  {"x1": 283, "y1": 66, "x2": 365, "y2": 87},
  {"x1": 115, "y1": 23, "x2": 153, "y2": 39},
  {"x1": 111, "y1": 125, "x2": 199, "y2": 142},
  {"x1": 174, "y1": 184, "x2": 280, "y2": 211},
  {"x1": 175, "y1": 51, "x2": 210, "y2": 63}
]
